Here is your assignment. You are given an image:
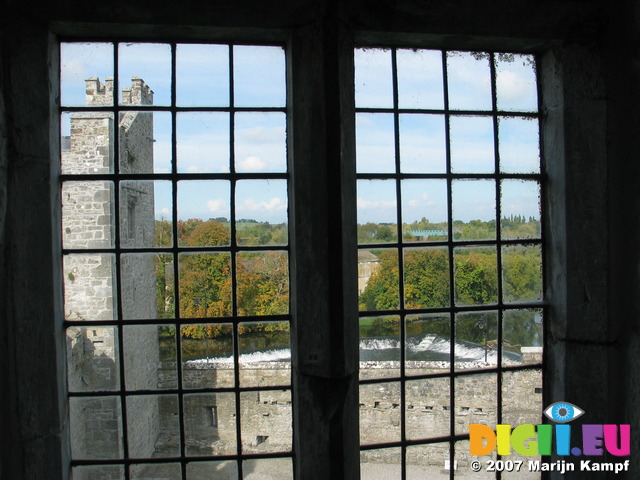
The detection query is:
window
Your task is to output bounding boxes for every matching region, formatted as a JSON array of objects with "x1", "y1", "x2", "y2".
[
  {"x1": 355, "y1": 47, "x2": 544, "y2": 478},
  {"x1": 59, "y1": 39, "x2": 544, "y2": 480},
  {"x1": 60, "y1": 41, "x2": 292, "y2": 479}
]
